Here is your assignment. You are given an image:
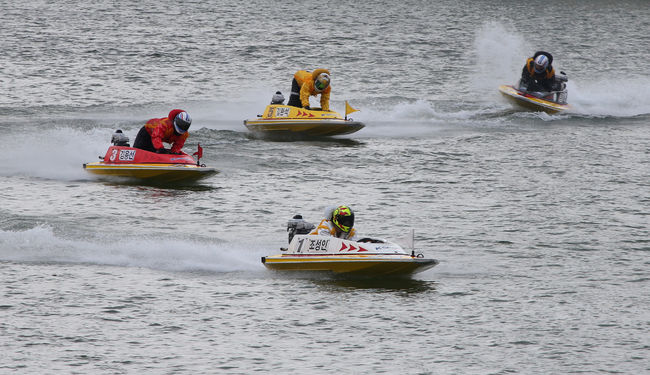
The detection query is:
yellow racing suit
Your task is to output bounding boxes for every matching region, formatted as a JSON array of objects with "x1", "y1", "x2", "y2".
[{"x1": 293, "y1": 69, "x2": 331, "y2": 111}]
